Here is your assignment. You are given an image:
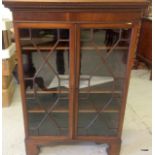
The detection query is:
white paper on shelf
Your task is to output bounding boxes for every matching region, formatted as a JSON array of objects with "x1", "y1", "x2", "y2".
[
  {"x1": 2, "y1": 43, "x2": 16, "y2": 59},
  {"x1": 47, "y1": 75, "x2": 114, "y2": 89}
]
